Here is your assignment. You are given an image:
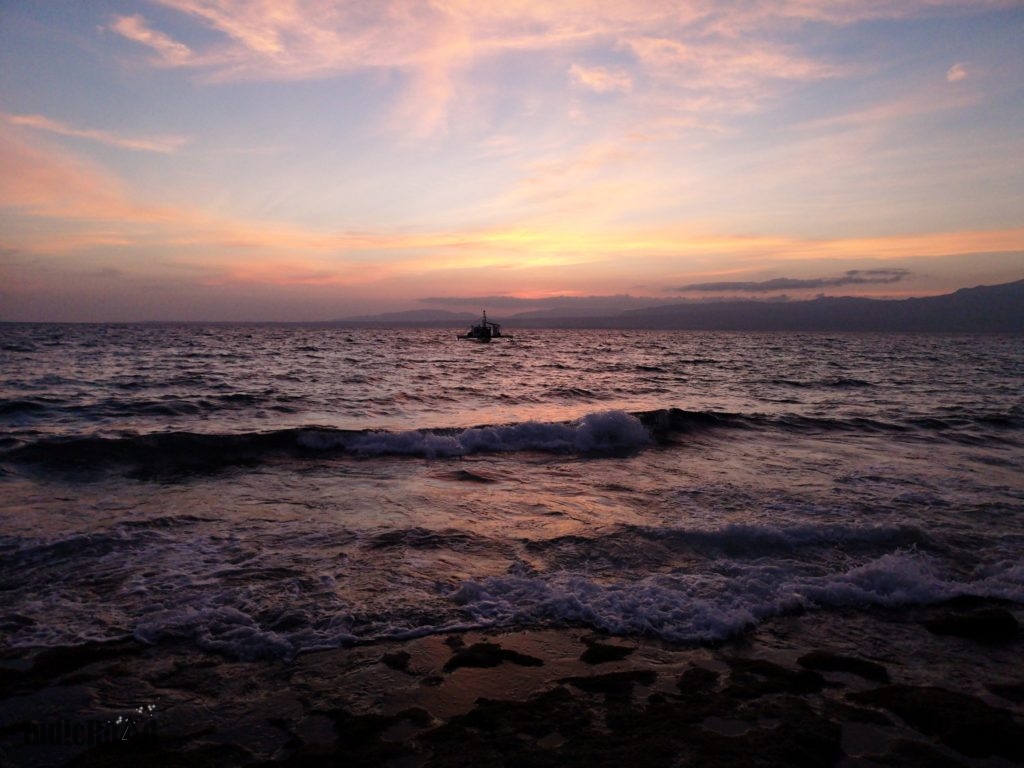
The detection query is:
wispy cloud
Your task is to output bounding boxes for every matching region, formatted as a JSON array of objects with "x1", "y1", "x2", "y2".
[
  {"x1": 676, "y1": 269, "x2": 911, "y2": 293},
  {"x1": 502, "y1": 139, "x2": 649, "y2": 220},
  {"x1": 110, "y1": 14, "x2": 193, "y2": 66},
  {"x1": 103, "y1": 1, "x2": 1015, "y2": 137},
  {"x1": 0, "y1": 128, "x2": 156, "y2": 221},
  {"x1": 7, "y1": 114, "x2": 188, "y2": 153},
  {"x1": 621, "y1": 35, "x2": 844, "y2": 91},
  {"x1": 569, "y1": 64, "x2": 632, "y2": 93},
  {"x1": 946, "y1": 62, "x2": 968, "y2": 83},
  {"x1": 4, "y1": 120, "x2": 1020, "y2": 300}
]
